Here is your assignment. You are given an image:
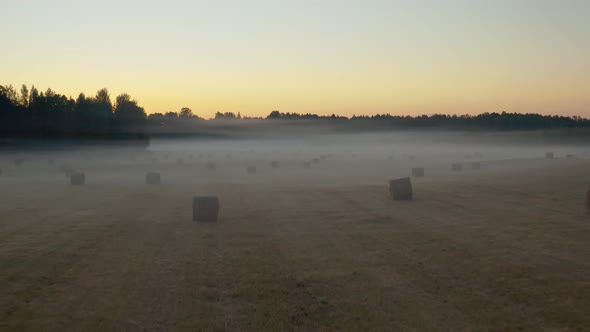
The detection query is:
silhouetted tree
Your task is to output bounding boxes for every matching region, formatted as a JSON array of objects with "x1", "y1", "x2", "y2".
[
  {"x1": 180, "y1": 107, "x2": 193, "y2": 118},
  {"x1": 114, "y1": 93, "x2": 146, "y2": 134}
]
